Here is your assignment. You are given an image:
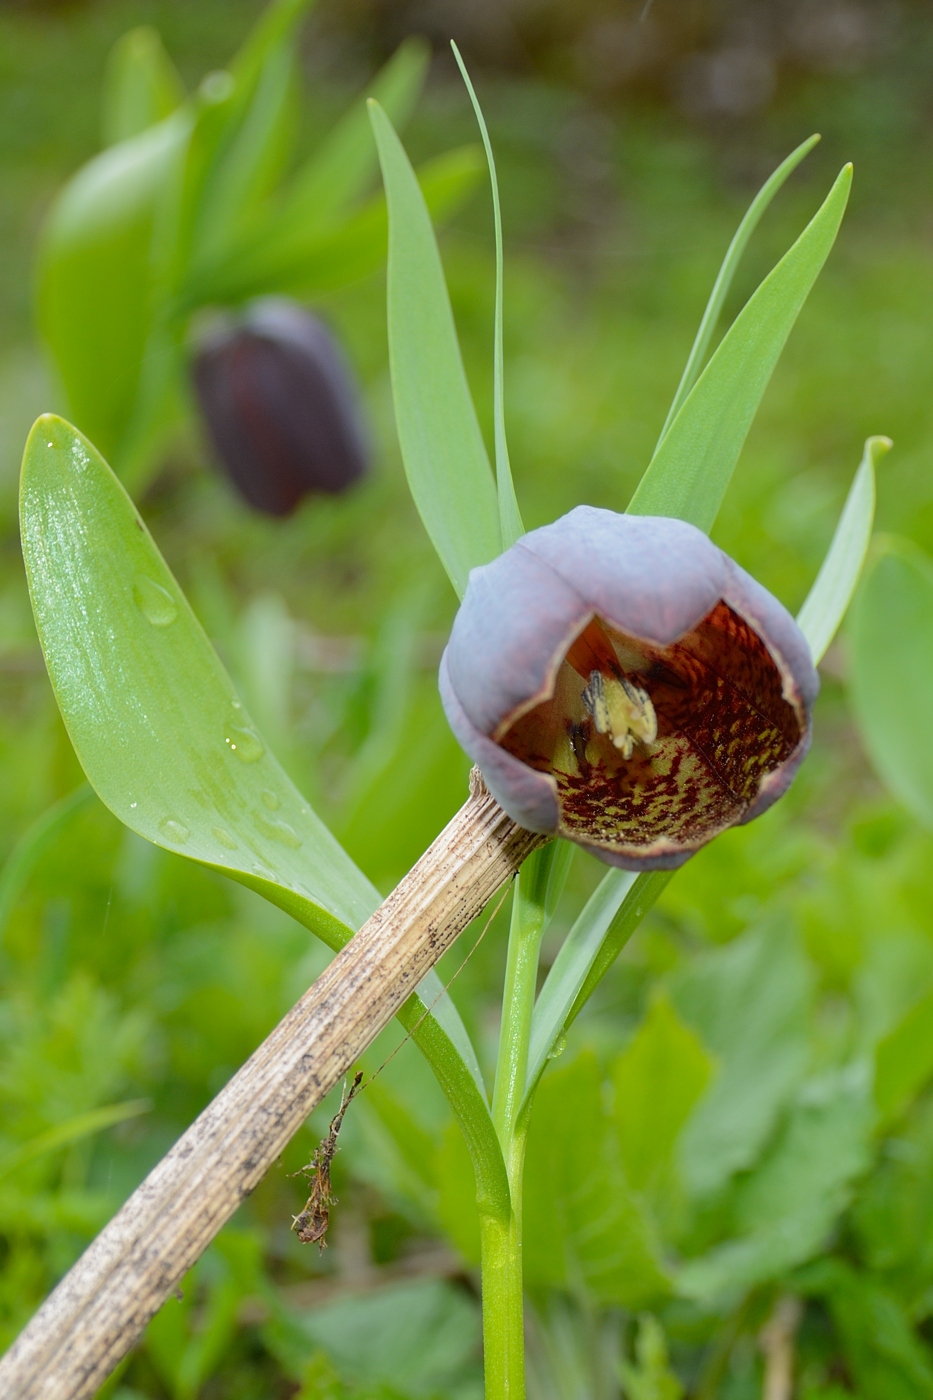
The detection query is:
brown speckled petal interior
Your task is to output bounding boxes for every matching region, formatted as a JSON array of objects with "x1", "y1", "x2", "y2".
[{"x1": 500, "y1": 601, "x2": 805, "y2": 861}]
